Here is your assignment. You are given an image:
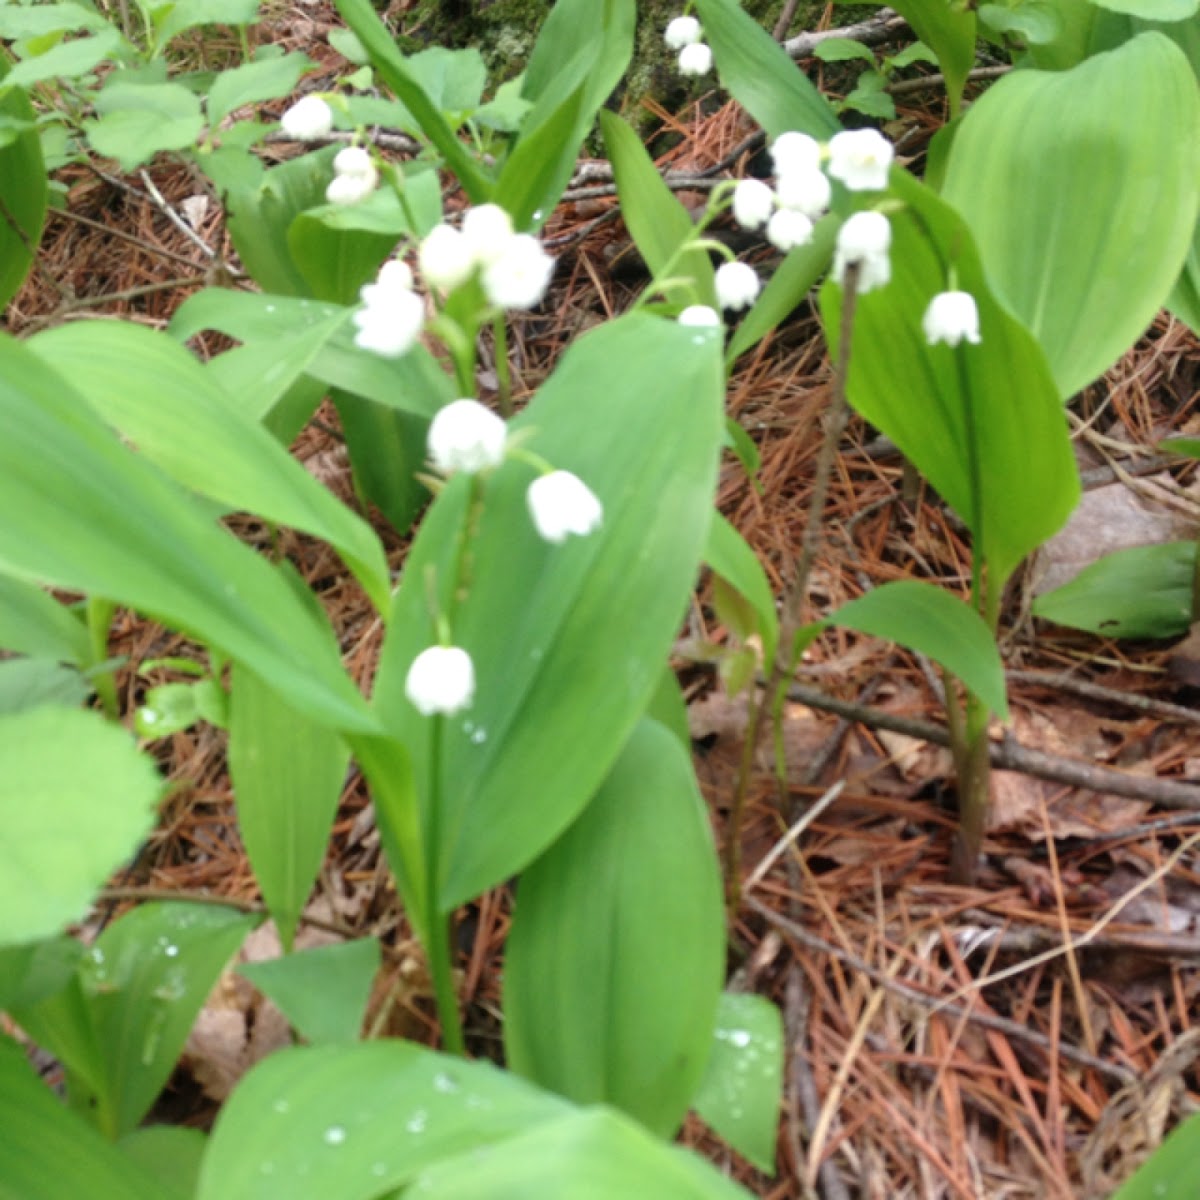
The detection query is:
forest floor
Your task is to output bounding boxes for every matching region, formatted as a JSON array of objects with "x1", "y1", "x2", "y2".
[{"x1": 9, "y1": 3, "x2": 1200, "y2": 1197}]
